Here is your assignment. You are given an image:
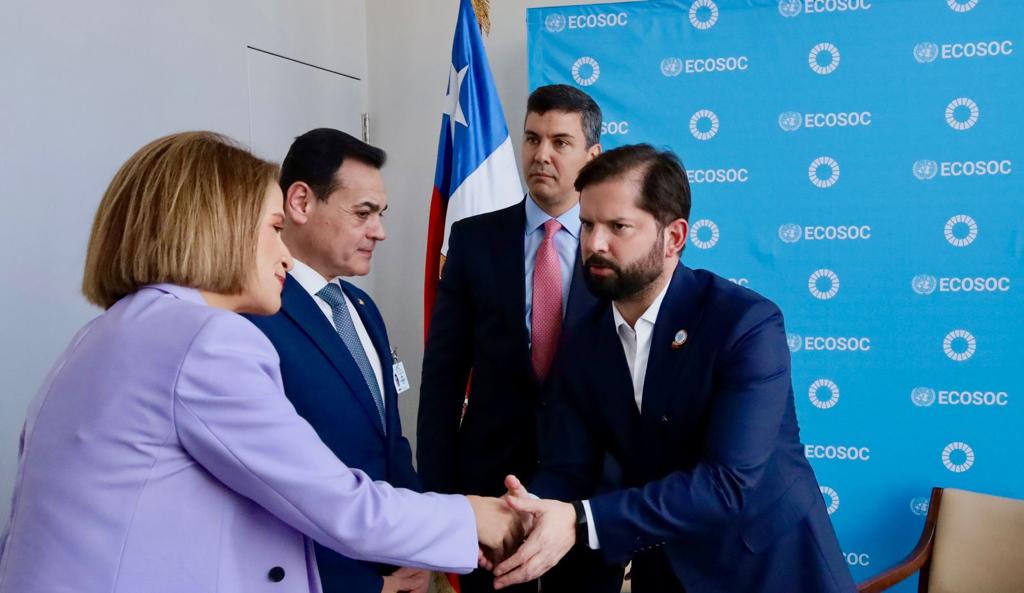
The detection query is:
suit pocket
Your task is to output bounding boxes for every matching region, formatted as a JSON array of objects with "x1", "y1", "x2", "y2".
[{"x1": 740, "y1": 476, "x2": 819, "y2": 553}]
